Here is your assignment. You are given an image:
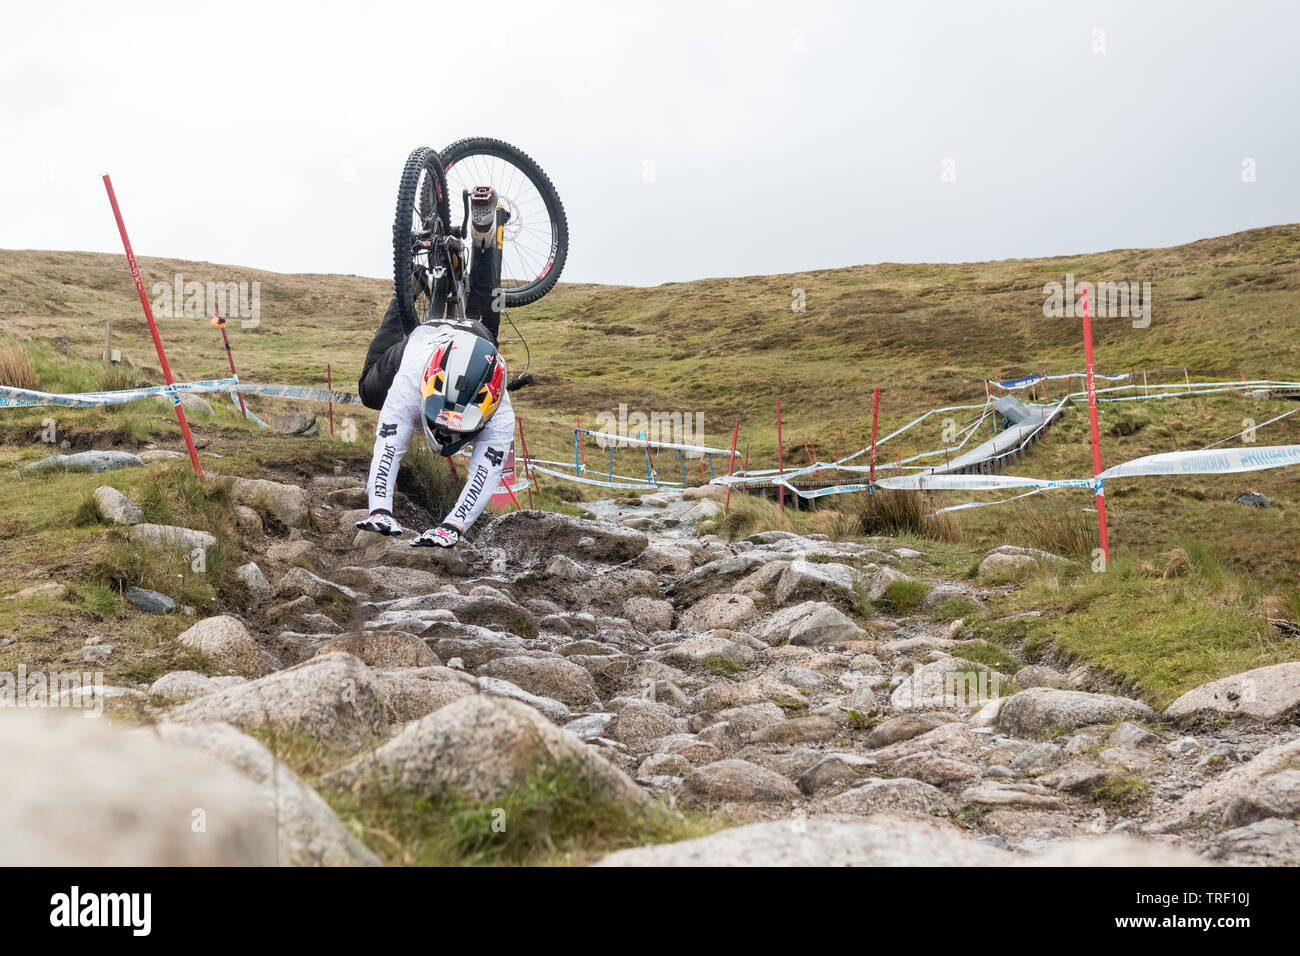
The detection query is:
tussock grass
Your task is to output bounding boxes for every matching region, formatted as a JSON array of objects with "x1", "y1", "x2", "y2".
[
  {"x1": 930, "y1": 595, "x2": 981, "y2": 622},
  {"x1": 67, "y1": 581, "x2": 124, "y2": 618},
  {"x1": 848, "y1": 490, "x2": 961, "y2": 542},
  {"x1": 708, "y1": 492, "x2": 793, "y2": 540},
  {"x1": 805, "y1": 507, "x2": 861, "y2": 541},
  {"x1": 0, "y1": 346, "x2": 39, "y2": 390},
  {"x1": 73, "y1": 491, "x2": 106, "y2": 526},
  {"x1": 96, "y1": 362, "x2": 138, "y2": 392},
  {"x1": 953, "y1": 640, "x2": 1022, "y2": 673},
  {"x1": 1010, "y1": 503, "x2": 1097, "y2": 557},
  {"x1": 1089, "y1": 775, "x2": 1151, "y2": 812},
  {"x1": 874, "y1": 578, "x2": 931, "y2": 613}
]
